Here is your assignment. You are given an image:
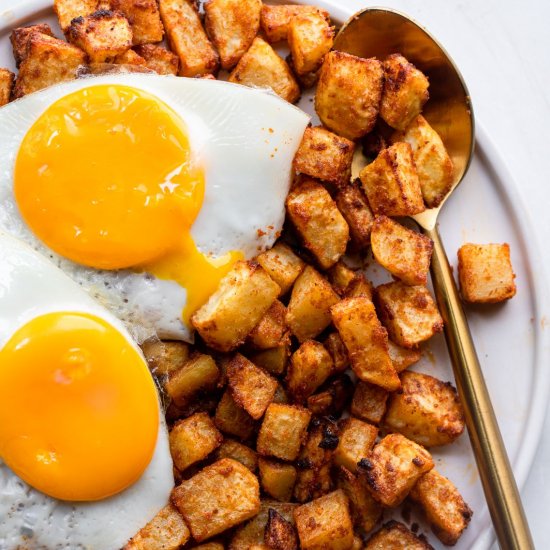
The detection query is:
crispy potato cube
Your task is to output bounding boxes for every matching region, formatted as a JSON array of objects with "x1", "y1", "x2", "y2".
[
  {"x1": 393, "y1": 114, "x2": 453, "y2": 208},
  {"x1": 410, "y1": 469, "x2": 473, "y2": 545},
  {"x1": 229, "y1": 37, "x2": 300, "y2": 103},
  {"x1": 334, "y1": 418, "x2": 378, "y2": 473},
  {"x1": 192, "y1": 544, "x2": 225, "y2": 550},
  {"x1": 286, "y1": 266, "x2": 340, "y2": 342},
  {"x1": 256, "y1": 242, "x2": 305, "y2": 296},
  {"x1": 141, "y1": 340, "x2": 189, "y2": 377},
  {"x1": 307, "y1": 375, "x2": 353, "y2": 417},
  {"x1": 327, "y1": 262, "x2": 356, "y2": 297},
  {"x1": 216, "y1": 439, "x2": 258, "y2": 472},
  {"x1": 14, "y1": 33, "x2": 86, "y2": 98},
  {"x1": 260, "y1": 5, "x2": 329, "y2": 43},
  {"x1": 365, "y1": 520, "x2": 433, "y2": 549},
  {"x1": 192, "y1": 261, "x2": 280, "y2": 352},
  {"x1": 54, "y1": 0, "x2": 98, "y2": 32},
  {"x1": 124, "y1": 504, "x2": 190, "y2": 550},
  {"x1": 380, "y1": 54, "x2": 429, "y2": 131},
  {"x1": 388, "y1": 340, "x2": 421, "y2": 373},
  {"x1": 258, "y1": 457, "x2": 297, "y2": 502},
  {"x1": 323, "y1": 332, "x2": 350, "y2": 373},
  {"x1": 288, "y1": 11, "x2": 334, "y2": 75},
  {"x1": 293, "y1": 126, "x2": 355, "y2": 186},
  {"x1": 344, "y1": 274, "x2": 374, "y2": 300},
  {"x1": 110, "y1": 0, "x2": 163, "y2": 45},
  {"x1": 227, "y1": 354, "x2": 278, "y2": 419},
  {"x1": 331, "y1": 297, "x2": 400, "y2": 391},
  {"x1": 315, "y1": 51, "x2": 383, "y2": 140},
  {"x1": 0, "y1": 69, "x2": 14, "y2": 107},
  {"x1": 114, "y1": 48, "x2": 146, "y2": 66},
  {"x1": 286, "y1": 179, "x2": 349, "y2": 270},
  {"x1": 335, "y1": 182, "x2": 374, "y2": 251},
  {"x1": 205, "y1": 0, "x2": 262, "y2": 70},
  {"x1": 457, "y1": 243, "x2": 516, "y2": 303},
  {"x1": 385, "y1": 371, "x2": 465, "y2": 447},
  {"x1": 362, "y1": 433, "x2": 434, "y2": 507},
  {"x1": 294, "y1": 490, "x2": 353, "y2": 550},
  {"x1": 134, "y1": 43, "x2": 179, "y2": 75},
  {"x1": 265, "y1": 508, "x2": 298, "y2": 550},
  {"x1": 250, "y1": 343, "x2": 290, "y2": 376},
  {"x1": 257, "y1": 403, "x2": 311, "y2": 461},
  {"x1": 10, "y1": 24, "x2": 54, "y2": 67},
  {"x1": 350, "y1": 381, "x2": 388, "y2": 424},
  {"x1": 215, "y1": 390, "x2": 256, "y2": 440},
  {"x1": 360, "y1": 142, "x2": 425, "y2": 216},
  {"x1": 247, "y1": 300, "x2": 287, "y2": 350},
  {"x1": 172, "y1": 458, "x2": 260, "y2": 541},
  {"x1": 371, "y1": 216, "x2": 433, "y2": 285},
  {"x1": 375, "y1": 282, "x2": 443, "y2": 348},
  {"x1": 159, "y1": 0, "x2": 218, "y2": 76},
  {"x1": 169, "y1": 412, "x2": 223, "y2": 471}
]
